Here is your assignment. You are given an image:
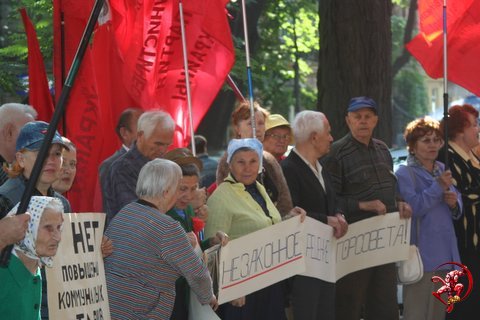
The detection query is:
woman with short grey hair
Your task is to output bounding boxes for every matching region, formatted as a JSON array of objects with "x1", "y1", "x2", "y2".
[{"x1": 105, "y1": 159, "x2": 217, "y2": 319}]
